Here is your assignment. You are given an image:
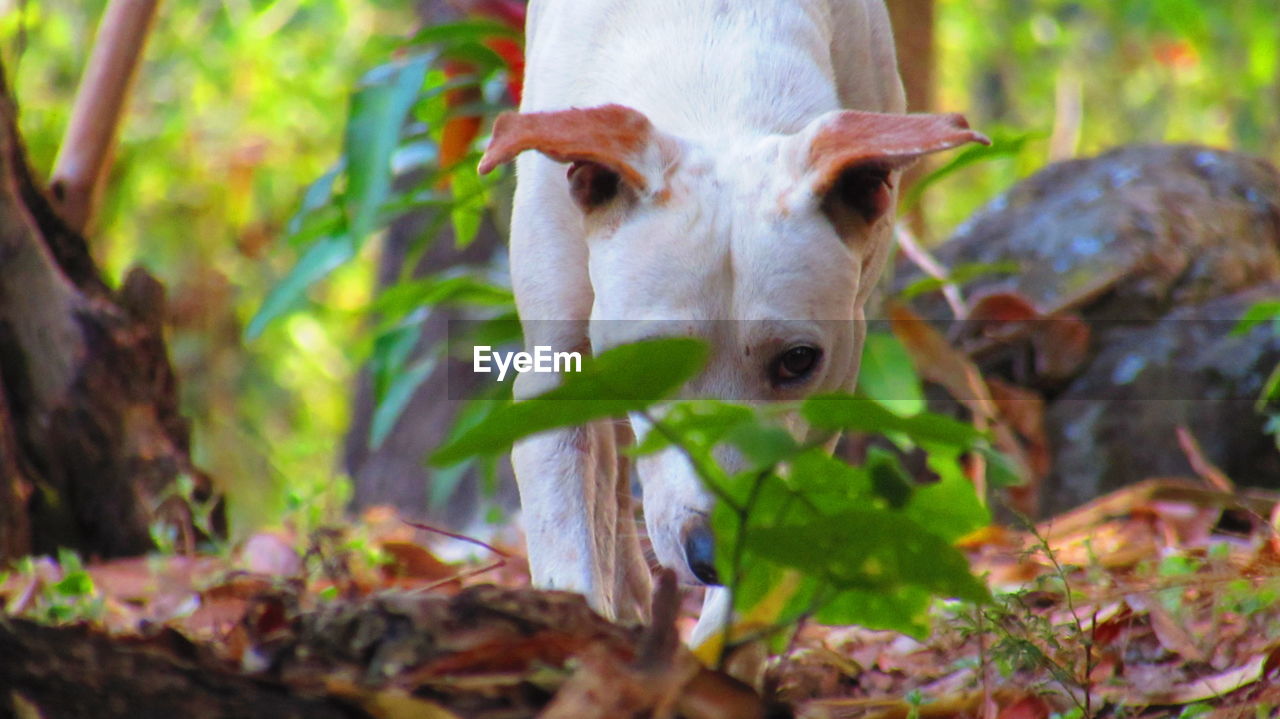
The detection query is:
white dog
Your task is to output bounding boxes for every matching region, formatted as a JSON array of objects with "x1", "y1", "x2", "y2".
[{"x1": 478, "y1": 0, "x2": 986, "y2": 640}]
